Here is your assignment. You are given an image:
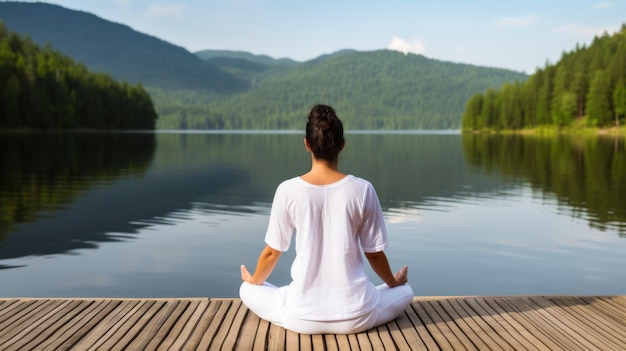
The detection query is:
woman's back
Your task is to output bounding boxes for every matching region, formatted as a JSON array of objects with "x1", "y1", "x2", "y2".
[{"x1": 266, "y1": 175, "x2": 388, "y2": 320}]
